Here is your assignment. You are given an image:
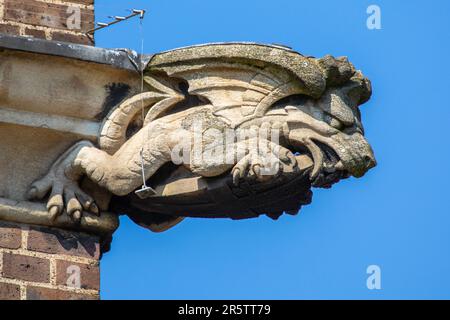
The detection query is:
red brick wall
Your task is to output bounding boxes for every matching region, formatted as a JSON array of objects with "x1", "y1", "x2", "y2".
[
  {"x1": 0, "y1": 0, "x2": 95, "y2": 45},
  {"x1": 0, "y1": 221, "x2": 100, "y2": 300}
]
